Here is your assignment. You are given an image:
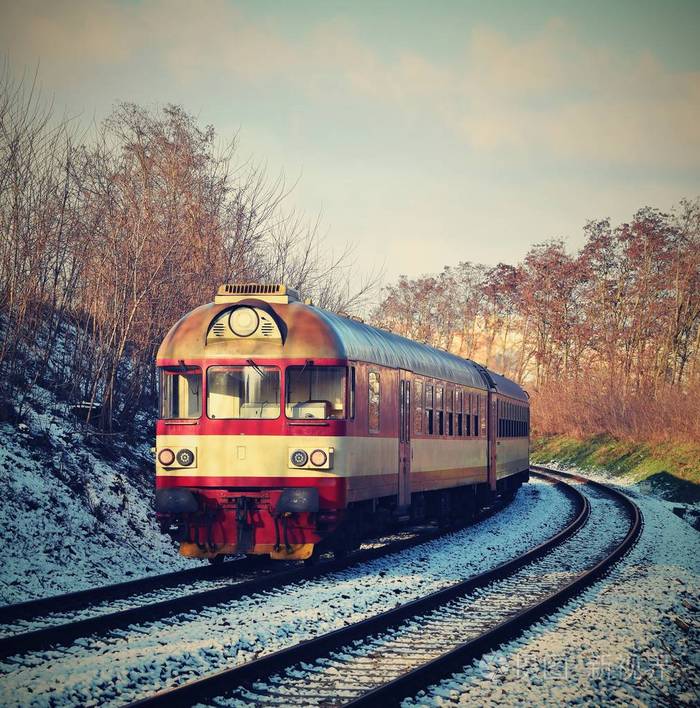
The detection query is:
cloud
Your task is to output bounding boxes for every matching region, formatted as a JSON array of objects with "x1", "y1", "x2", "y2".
[
  {"x1": 1, "y1": 2, "x2": 698, "y2": 168},
  {"x1": 452, "y1": 21, "x2": 700, "y2": 167}
]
